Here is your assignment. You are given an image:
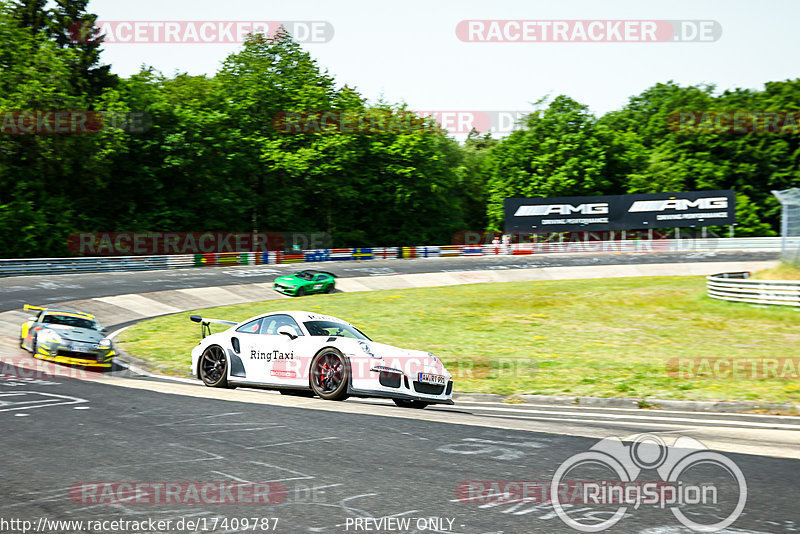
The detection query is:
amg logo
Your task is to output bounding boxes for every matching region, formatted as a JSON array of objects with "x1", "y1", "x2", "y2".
[
  {"x1": 514, "y1": 203, "x2": 609, "y2": 216},
  {"x1": 251, "y1": 349, "x2": 295, "y2": 362},
  {"x1": 629, "y1": 197, "x2": 728, "y2": 212}
]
